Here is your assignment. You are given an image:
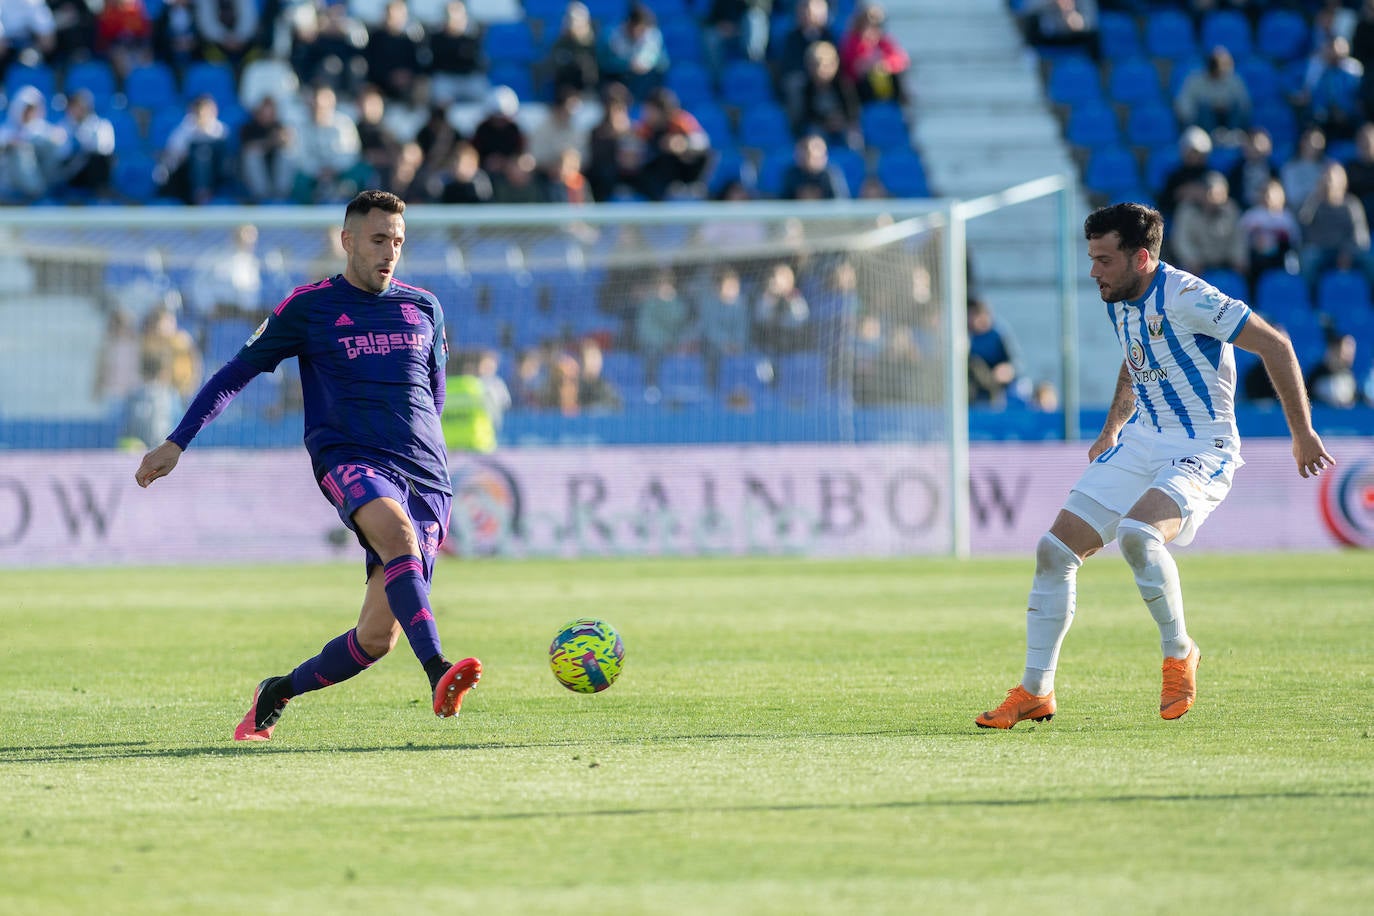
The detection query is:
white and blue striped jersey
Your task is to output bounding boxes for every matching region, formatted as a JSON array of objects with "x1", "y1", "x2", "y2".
[{"x1": 1107, "y1": 262, "x2": 1252, "y2": 441}]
